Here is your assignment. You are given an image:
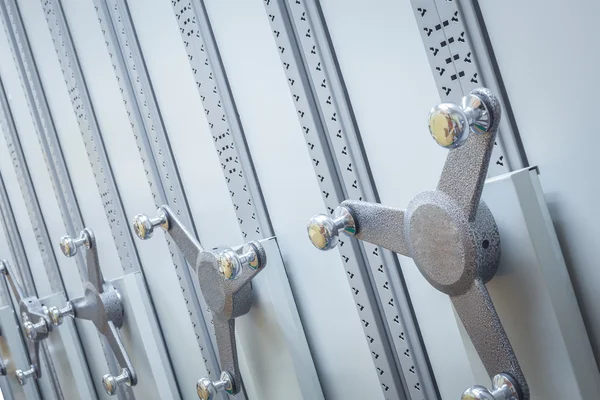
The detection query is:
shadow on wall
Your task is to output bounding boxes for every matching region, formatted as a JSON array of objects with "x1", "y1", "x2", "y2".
[{"x1": 545, "y1": 191, "x2": 599, "y2": 362}]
